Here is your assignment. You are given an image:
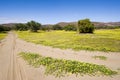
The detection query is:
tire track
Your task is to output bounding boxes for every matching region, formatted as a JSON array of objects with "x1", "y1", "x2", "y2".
[{"x1": 6, "y1": 32, "x2": 27, "y2": 80}]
